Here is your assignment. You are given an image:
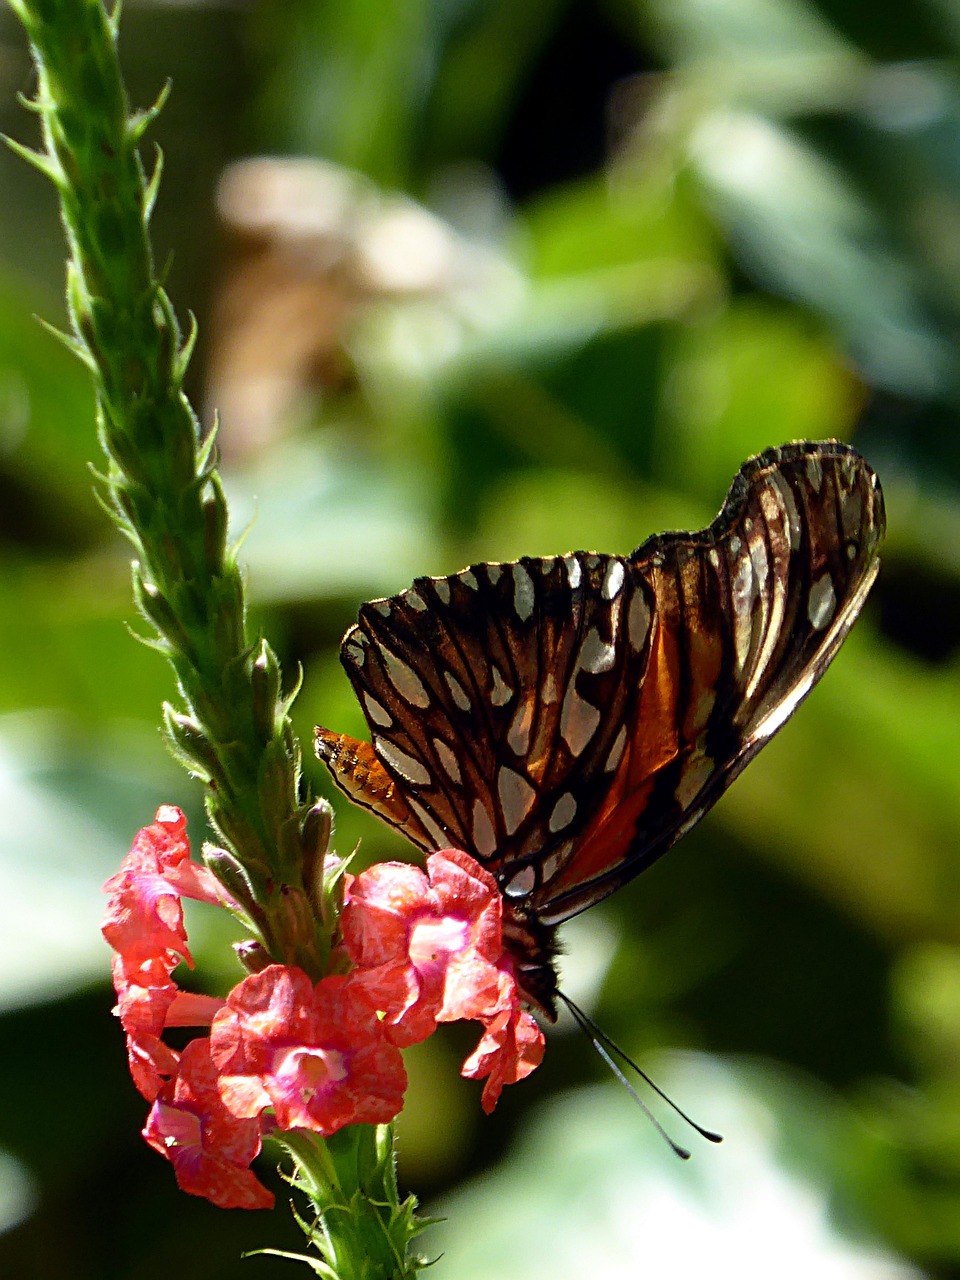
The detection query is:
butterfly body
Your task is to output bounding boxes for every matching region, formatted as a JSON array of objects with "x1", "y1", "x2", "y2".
[{"x1": 316, "y1": 441, "x2": 885, "y2": 1017}]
